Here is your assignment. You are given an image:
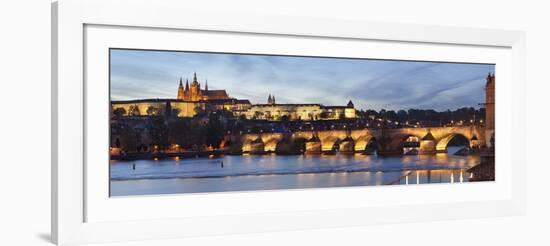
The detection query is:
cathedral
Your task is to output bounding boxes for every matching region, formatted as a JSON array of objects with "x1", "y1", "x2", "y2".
[{"x1": 177, "y1": 72, "x2": 230, "y2": 101}]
